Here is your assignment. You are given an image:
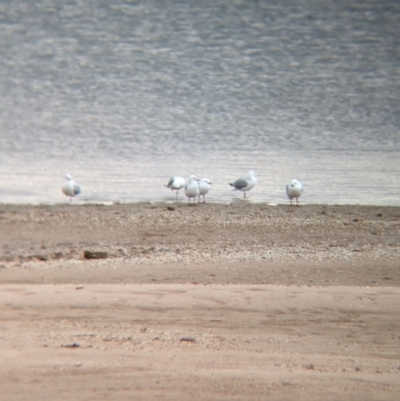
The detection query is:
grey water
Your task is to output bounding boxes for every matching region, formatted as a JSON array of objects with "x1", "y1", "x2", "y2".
[{"x1": 0, "y1": 0, "x2": 399, "y2": 205}]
